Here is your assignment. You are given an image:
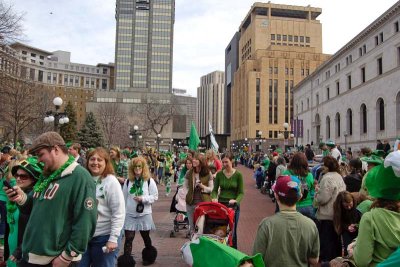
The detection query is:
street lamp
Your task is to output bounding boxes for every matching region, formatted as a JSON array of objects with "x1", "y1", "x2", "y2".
[
  {"x1": 256, "y1": 131, "x2": 263, "y2": 152},
  {"x1": 343, "y1": 131, "x2": 348, "y2": 151},
  {"x1": 156, "y1": 133, "x2": 161, "y2": 152},
  {"x1": 169, "y1": 138, "x2": 174, "y2": 151},
  {"x1": 278, "y1": 122, "x2": 294, "y2": 150},
  {"x1": 44, "y1": 97, "x2": 69, "y2": 132},
  {"x1": 129, "y1": 125, "x2": 141, "y2": 149}
]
